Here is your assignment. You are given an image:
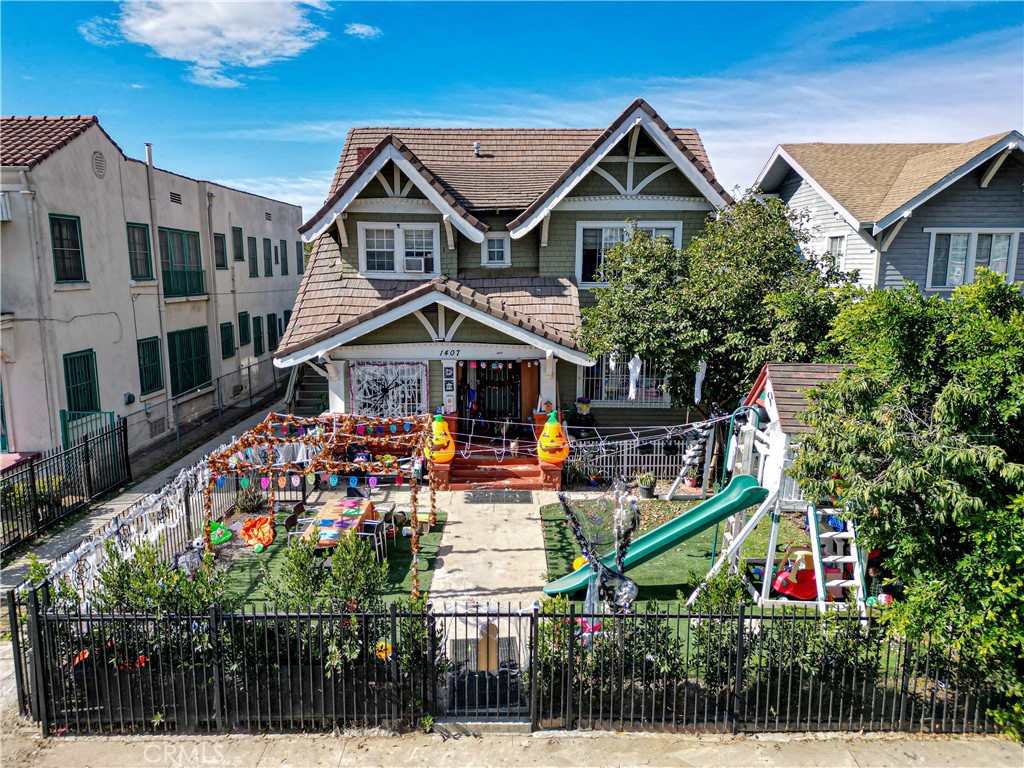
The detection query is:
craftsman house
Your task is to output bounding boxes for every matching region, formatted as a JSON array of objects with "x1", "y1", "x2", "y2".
[
  {"x1": 754, "y1": 131, "x2": 1023, "y2": 292},
  {"x1": 274, "y1": 99, "x2": 730, "y2": 465}
]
